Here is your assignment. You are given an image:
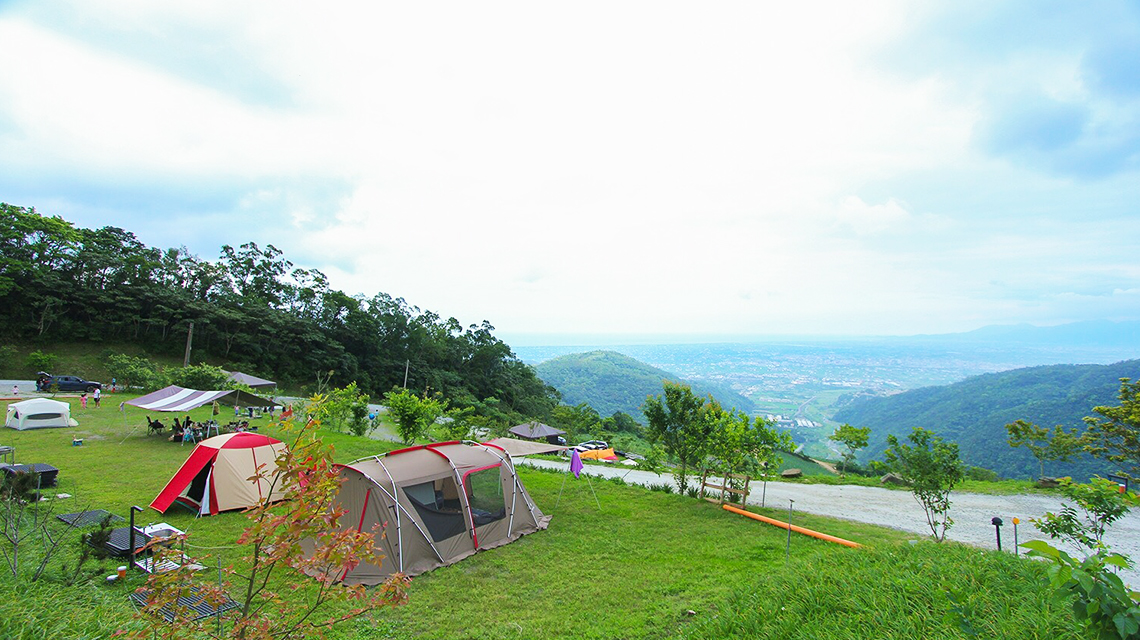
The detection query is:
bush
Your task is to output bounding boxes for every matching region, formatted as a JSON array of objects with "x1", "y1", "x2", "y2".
[
  {"x1": 166, "y1": 363, "x2": 229, "y2": 390},
  {"x1": 966, "y1": 466, "x2": 1000, "y2": 482},
  {"x1": 24, "y1": 350, "x2": 57, "y2": 373},
  {"x1": 103, "y1": 353, "x2": 163, "y2": 391}
]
